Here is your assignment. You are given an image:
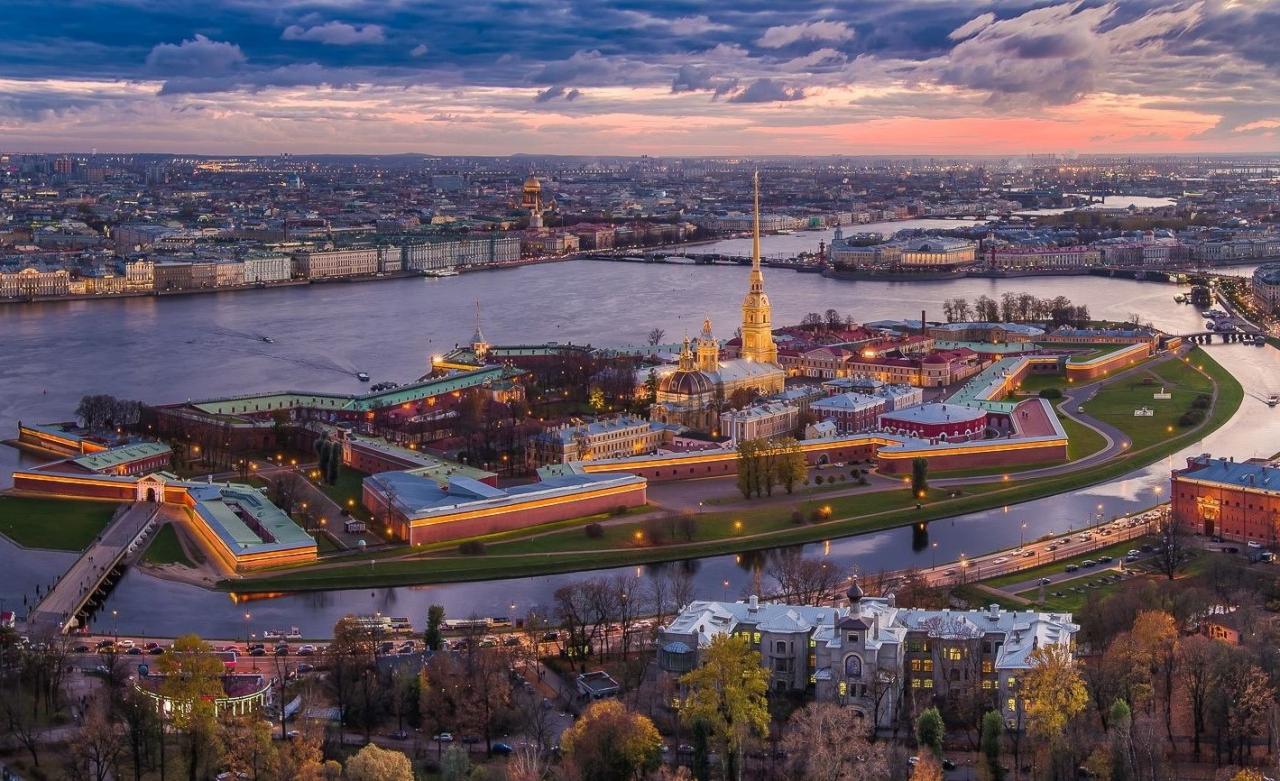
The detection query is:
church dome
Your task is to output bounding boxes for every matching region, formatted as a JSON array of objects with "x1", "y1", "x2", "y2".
[
  {"x1": 523, "y1": 175, "x2": 541, "y2": 191},
  {"x1": 659, "y1": 369, "x2": 715, "y2": 397}
]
